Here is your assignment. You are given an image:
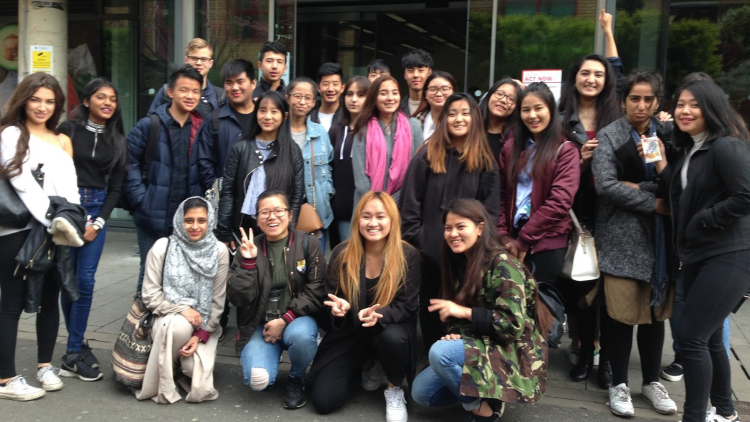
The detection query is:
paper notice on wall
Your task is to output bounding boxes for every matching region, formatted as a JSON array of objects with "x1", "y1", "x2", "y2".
[
  {"x1": 31, "y1": 45, "x2": 53, "y2": 74},
  {"x1": 522, "y1": 69, "x2": 563, "y2": 102}
]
